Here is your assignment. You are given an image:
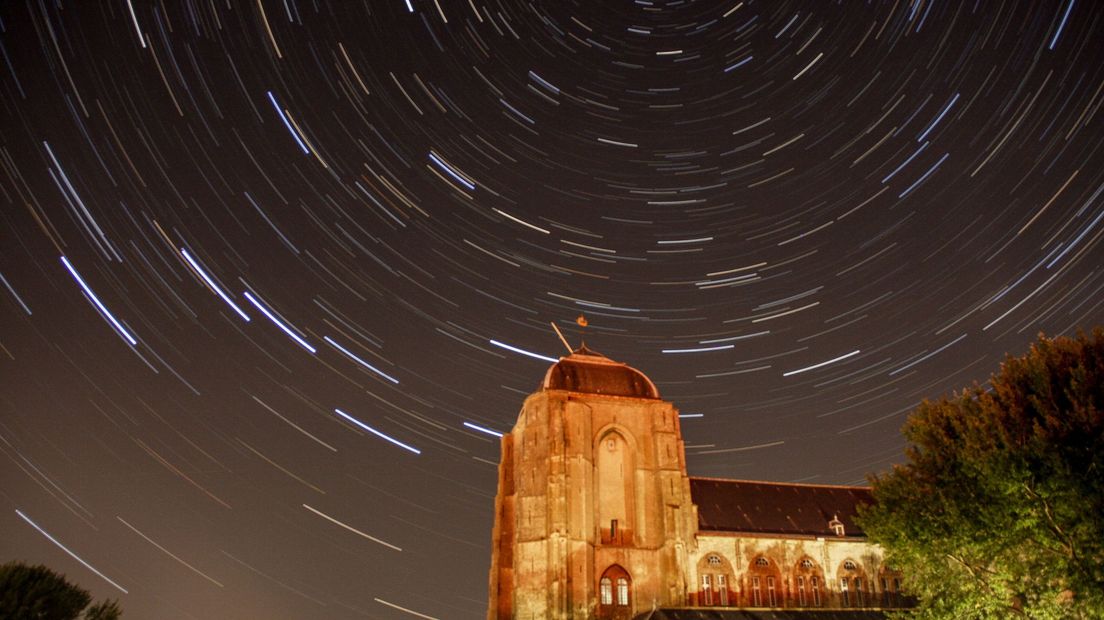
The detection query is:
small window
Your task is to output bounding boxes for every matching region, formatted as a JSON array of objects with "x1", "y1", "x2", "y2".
[
  {"x1": 610, "y1": 519, "x2": 618, "y2": 538},
  {"x1": 751, "y1": 576, "x2": 762, "y2": 607},
  {"x1": 797, "y1": 575, "x2": 806, "y2": 606},
  {"x1": 767, "y1": 576, "x2": 777, "y2": 607},
  {"x1": 717, "y1": 574, "x2": 728, "y2": 606},
  {"x1": 855, "y1": 577, "x2": 864, "y2": 606},
  {"x1": 800, "y1": 558, "x2": 814, "y2": 569},
  {"x1": 600, "y1": 577, "x2": 613, "y2": 605},
  {"x1": 707, "y1": 554, "x2": 722, "y2": 566},
  {"x1": 843, "y1": 560, "x2": 856, "y2": 571},
  {"x1": 755, "y1": 557, "x2": 769, "y2": 567},
  {"x1": 701, "y1": 574, "x2": 712, "y2": 606},
  {"x1": 841, "y1": 577, "x2": 850, "y2": 607},
  {"x1": 811, "y1": 576, "x2": 821, "y2": 607}
]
